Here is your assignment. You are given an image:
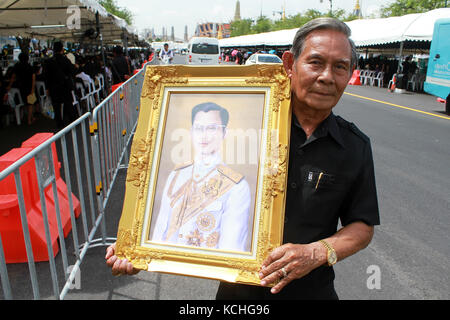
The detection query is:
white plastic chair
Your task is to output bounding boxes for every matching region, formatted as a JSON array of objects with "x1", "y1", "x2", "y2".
[
  {"x1": 359, "y1": 69, "x2": 368, "y2": 85},
  {"x1": 71, "y1": 90, "x2": 82, "y2": 117},
  {"x1": 372, "y1": 72, "x2": 384, "y2": 87},
  {"x1": 35, "y1": 81, "x2": 47, "y2": 110},
  {"x1": 7, "y1": 88, "x2": 25, "y2": 125},
  {"x1": 85, "y1": 80, "x2": 97, "y2": 108},
  {"x1": 95, "y1": 74, "x2": 105, "y2": 100},
  {"x1": 407, "y1": 74, "x2": 417, "y2": 91},
  {"x1": 365, "y1": 71, "x2": 376, "y2": 85},
  {"x1": 75, "y1": 82, "x2": 93, "y2": 112}
]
